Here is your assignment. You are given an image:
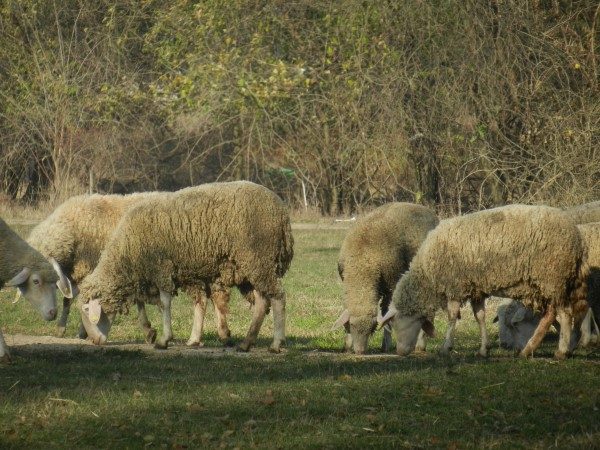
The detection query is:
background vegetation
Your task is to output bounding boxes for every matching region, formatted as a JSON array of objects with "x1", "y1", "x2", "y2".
[
  {"x1": 1, "y1": 1, "x2": 598, "y2": 215},
  {"x1": 1, "y1": 223, "x2": 599, "y2": 449}
]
